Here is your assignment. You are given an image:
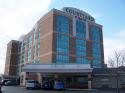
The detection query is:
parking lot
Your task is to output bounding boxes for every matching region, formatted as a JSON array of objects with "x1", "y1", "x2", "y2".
[{"x1": 1, "y1": 86, "x2": 125, "y2": 93}]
